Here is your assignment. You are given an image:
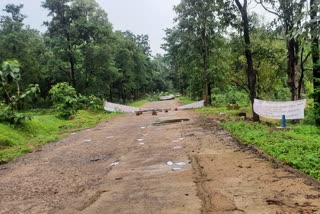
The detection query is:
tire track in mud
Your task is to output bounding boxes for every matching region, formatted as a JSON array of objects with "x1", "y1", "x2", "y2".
[{"x1": 190, "y1": 155, "x2": 212, "y2": 214}]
